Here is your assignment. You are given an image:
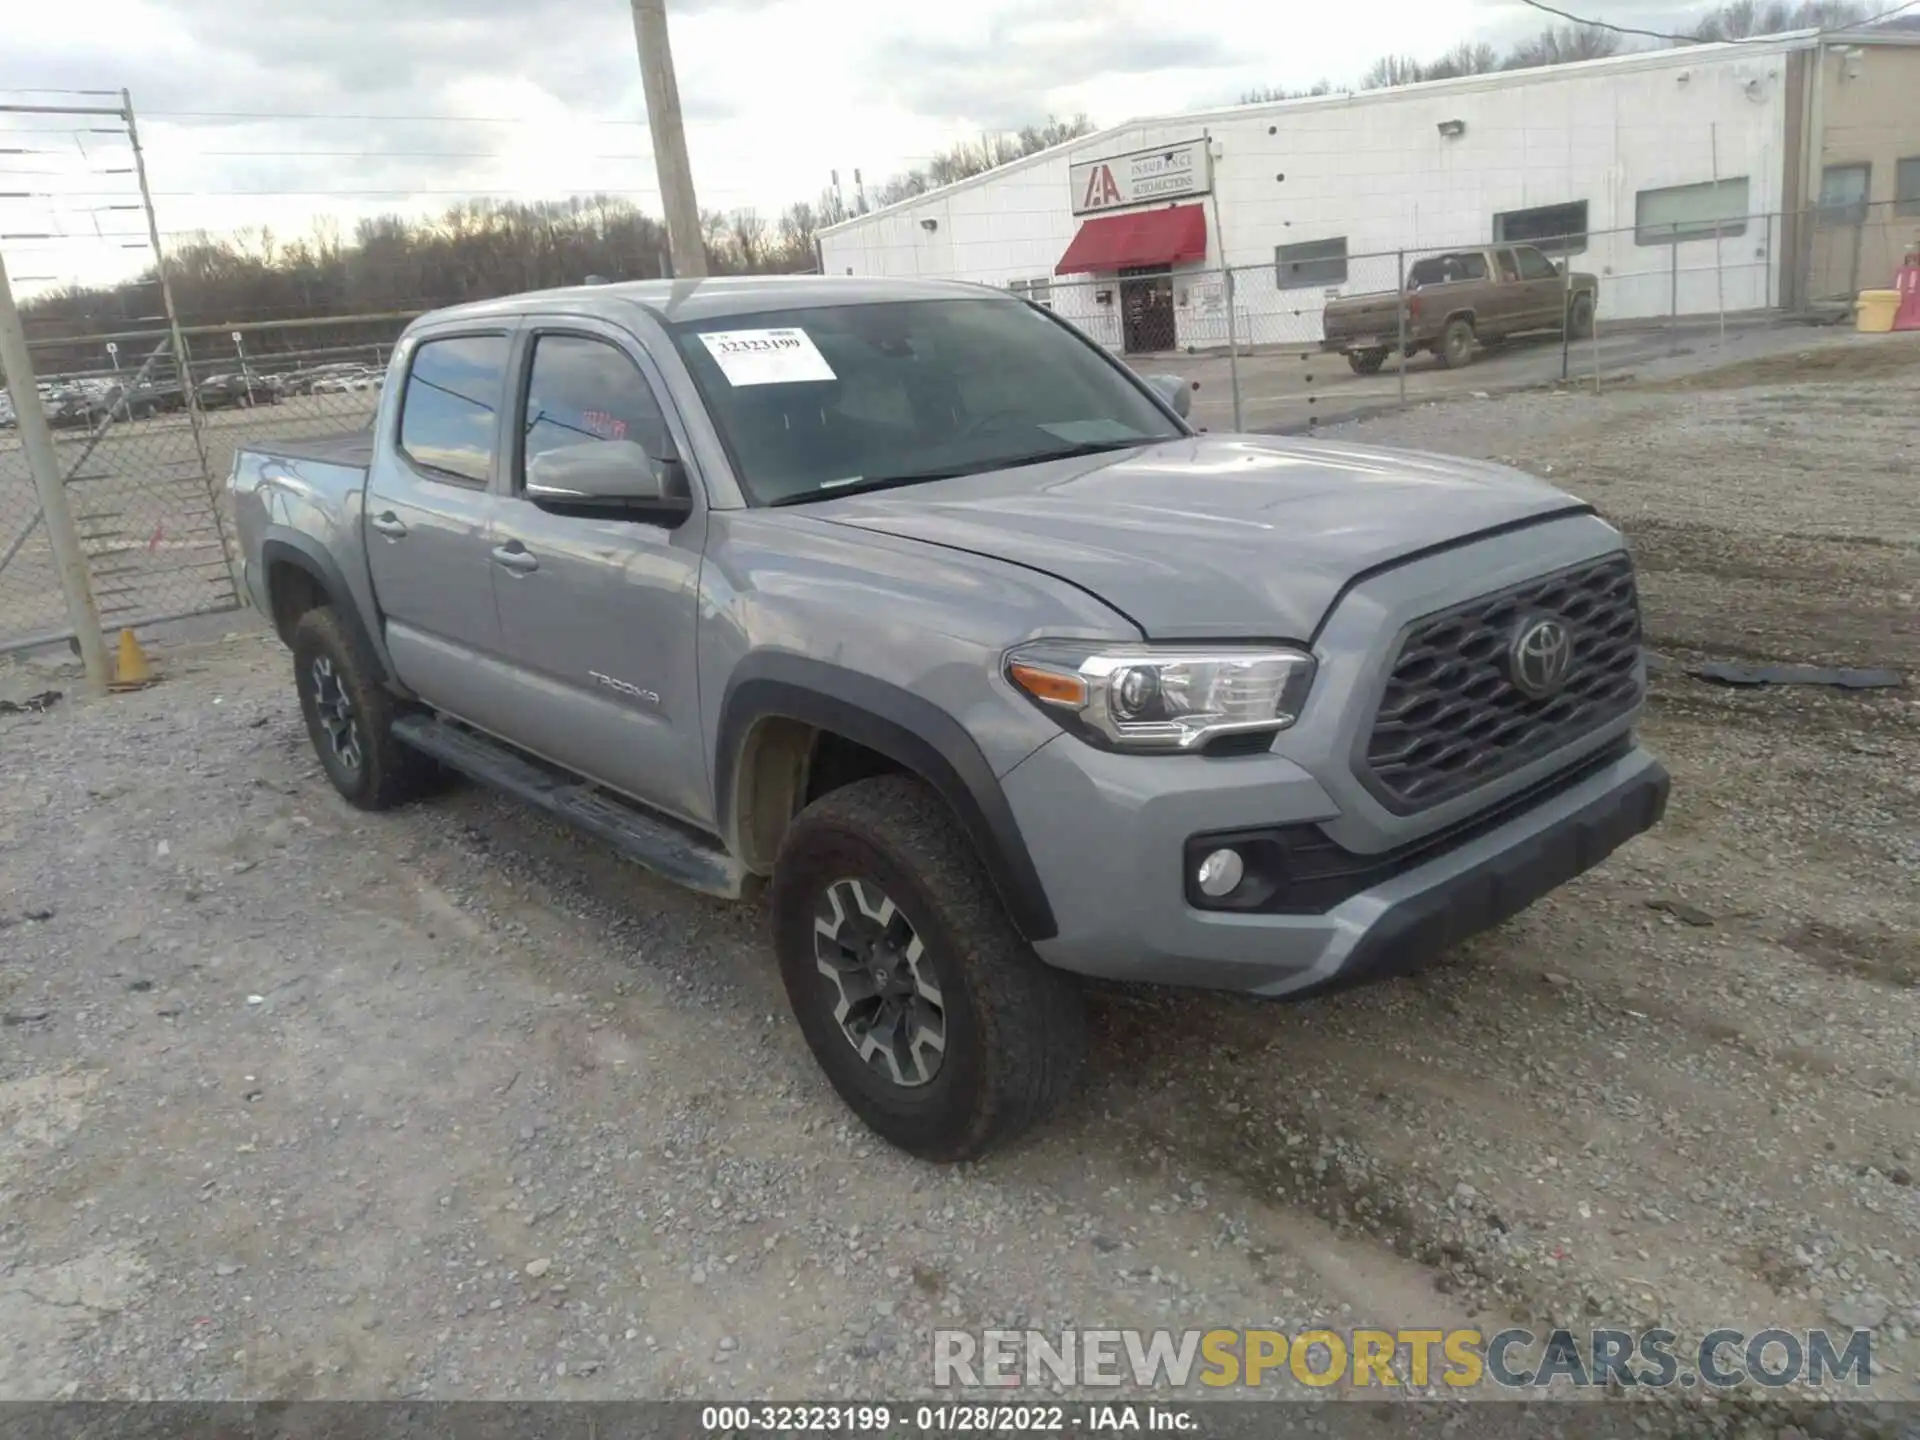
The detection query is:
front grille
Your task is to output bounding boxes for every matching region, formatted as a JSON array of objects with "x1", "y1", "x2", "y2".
[{"x1": 1362, "y1": 552, "x2": 1643, "y2": 813}]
